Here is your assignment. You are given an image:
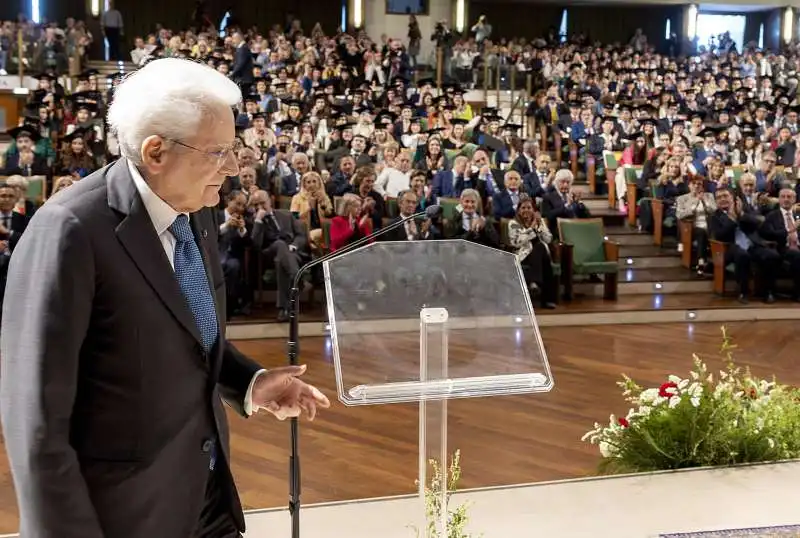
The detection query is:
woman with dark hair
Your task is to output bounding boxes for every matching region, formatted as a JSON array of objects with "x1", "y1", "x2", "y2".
[{"x1": 507, "y1": 194, "x2": 556, "y2": 309}]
